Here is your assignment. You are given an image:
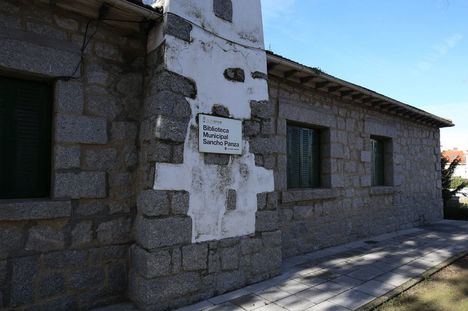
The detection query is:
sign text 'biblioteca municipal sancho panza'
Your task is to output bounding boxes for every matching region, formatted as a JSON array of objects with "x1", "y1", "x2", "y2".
[{"x1": 199, "y1": 114, "x2": 242, "y2": 155}]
